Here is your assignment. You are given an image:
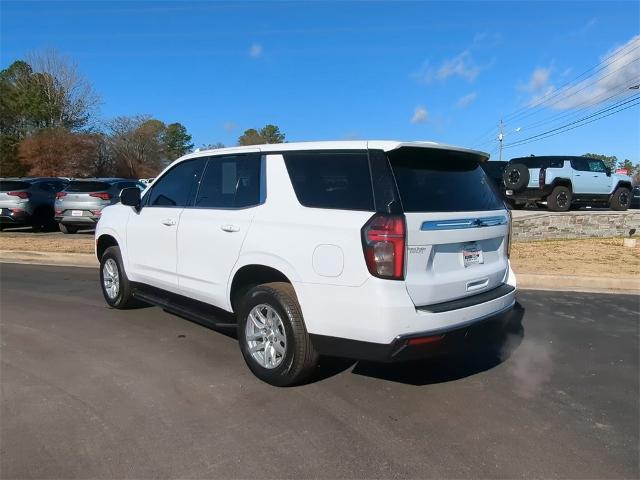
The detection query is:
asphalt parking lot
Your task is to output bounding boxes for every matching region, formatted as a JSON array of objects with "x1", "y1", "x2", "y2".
[{"x1": 1, "y1": 263, "x2": 638, "y2": 479}]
